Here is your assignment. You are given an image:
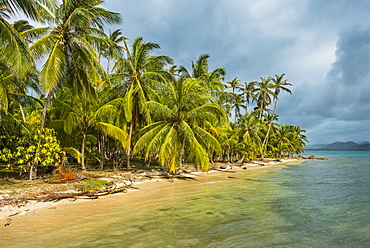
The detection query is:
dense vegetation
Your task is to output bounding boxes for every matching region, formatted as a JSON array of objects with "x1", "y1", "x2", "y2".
[{"x1": 0, "y1": 0, "x2": 308, "y2": 179}]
